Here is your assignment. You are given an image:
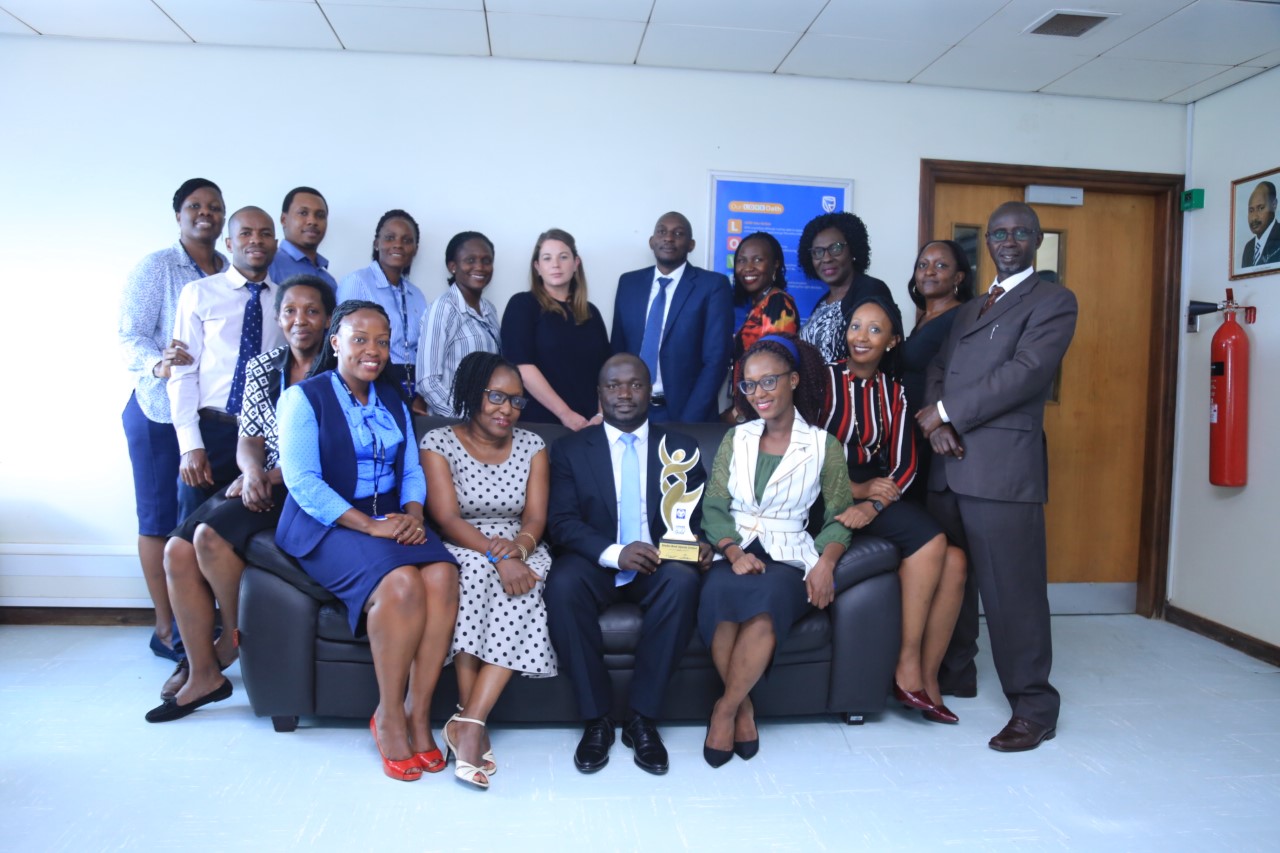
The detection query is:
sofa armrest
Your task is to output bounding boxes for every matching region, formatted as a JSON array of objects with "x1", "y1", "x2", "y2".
[
  {"x1": 238, "y1": 565, "x2": 321, "y2": 719},
  {"x1": 827, "y1": 537, "x2": 902, "y2": 714}
]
